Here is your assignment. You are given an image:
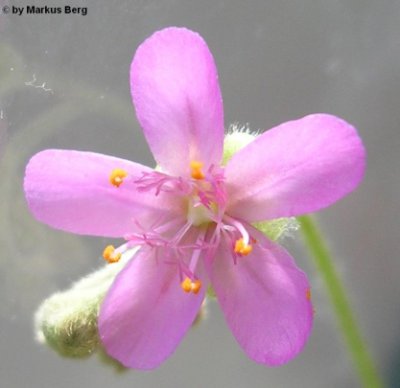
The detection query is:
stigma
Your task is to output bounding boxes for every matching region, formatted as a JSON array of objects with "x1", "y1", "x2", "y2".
[
  {"x1": 190, "y1": 160, "x2": 205, "y2": 180},
  {"x1": 102, "y1": 245, "x2": 122, "y2": 263},
  {"x1": 181, "y1": 277, "x2": 202, "y2": 294},
  {"x1": 109, "y1": 168, "x2": 128, "y2": 187},
  {"x1": 234, "y1": 238, "x2": 253, "y2": 256}
]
